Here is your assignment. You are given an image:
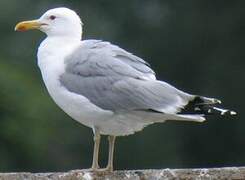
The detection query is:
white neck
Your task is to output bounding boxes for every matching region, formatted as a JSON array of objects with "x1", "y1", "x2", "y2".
[{"x1": 37, "y1": 36, "x2": 80, "y2": 69}]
